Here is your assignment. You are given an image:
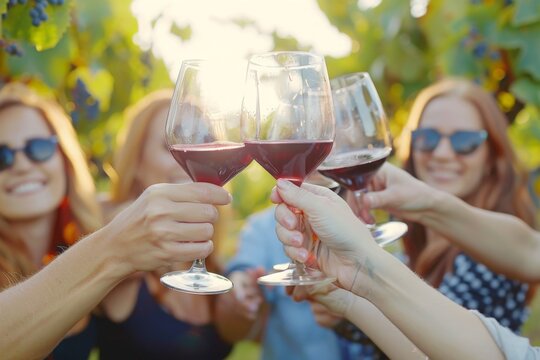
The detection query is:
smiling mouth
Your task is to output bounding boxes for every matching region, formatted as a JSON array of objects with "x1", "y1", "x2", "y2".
[{"x1": 8, "y1": 181, "x2": 46, "y2": 195}]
